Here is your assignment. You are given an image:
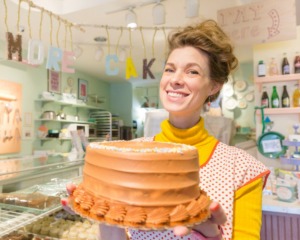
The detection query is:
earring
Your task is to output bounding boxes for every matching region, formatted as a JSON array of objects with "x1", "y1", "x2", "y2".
[
  {"x1": 205, "y1": 96, "x2": 211, "y2": 112},
  {"x1": 207, "y1": 96, "x2": 211, "y2": 107}
]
